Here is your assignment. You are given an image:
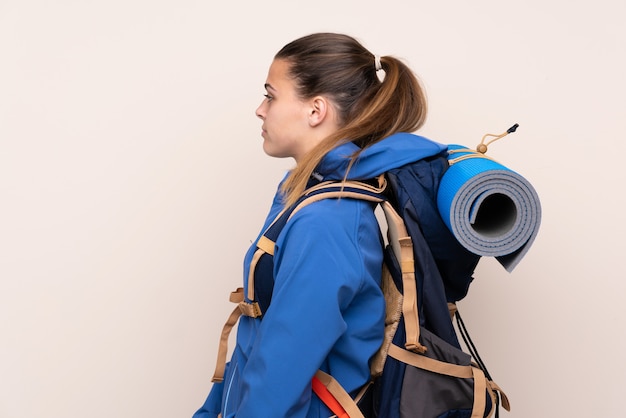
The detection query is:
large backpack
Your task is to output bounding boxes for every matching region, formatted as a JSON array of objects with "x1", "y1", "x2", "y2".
[{"x1": 211, "y1": 152, "x2": 512, "y2": 418}]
